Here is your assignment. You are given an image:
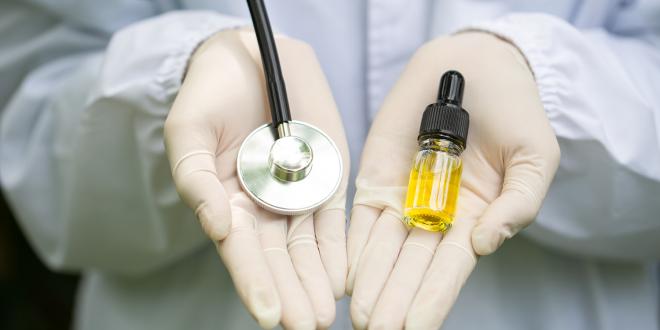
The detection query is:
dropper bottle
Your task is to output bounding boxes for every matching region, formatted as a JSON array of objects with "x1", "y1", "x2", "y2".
[{"x1": 403, "y1": 70, "x2": 470, "y2": 232}]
